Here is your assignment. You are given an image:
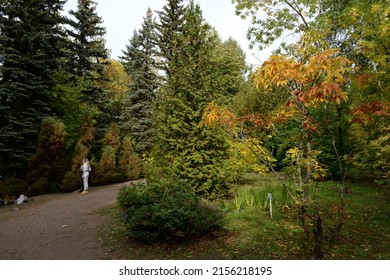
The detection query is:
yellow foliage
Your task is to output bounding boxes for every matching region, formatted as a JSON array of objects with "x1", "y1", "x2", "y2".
[
  {"x1": 253, "y1": 48, "x2": 352, "y2": 108},
  {"x1": 228, "y1": 138, "x2": 274, "y2": 174},
  {"x1": 285, "y1": 148, "x2": 327, "y2": 181},
  {"x1": 199, "y1": 100, "x2": 236, "y2": 129}
]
